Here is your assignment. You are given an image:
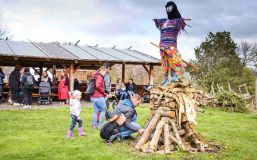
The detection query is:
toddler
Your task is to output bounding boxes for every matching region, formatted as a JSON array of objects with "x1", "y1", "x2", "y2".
[{"x1": 66, "y1": 90, "x2": 86, "y2": 138}]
